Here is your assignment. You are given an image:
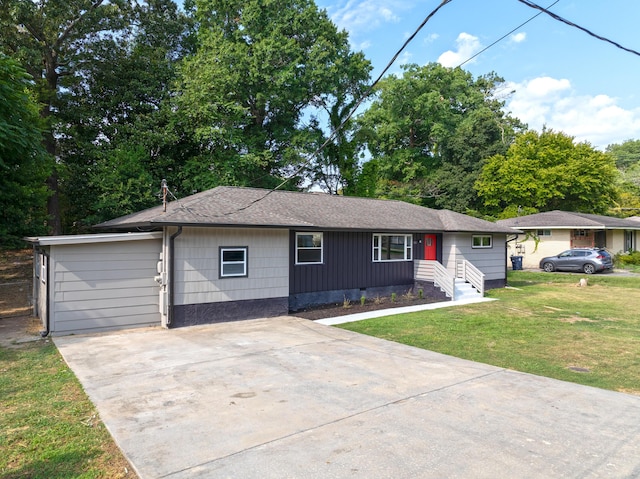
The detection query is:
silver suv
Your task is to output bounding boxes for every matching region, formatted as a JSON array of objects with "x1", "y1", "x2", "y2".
[{"x1": 539, "y1": 248, "x2": 613, "y2": 274}]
